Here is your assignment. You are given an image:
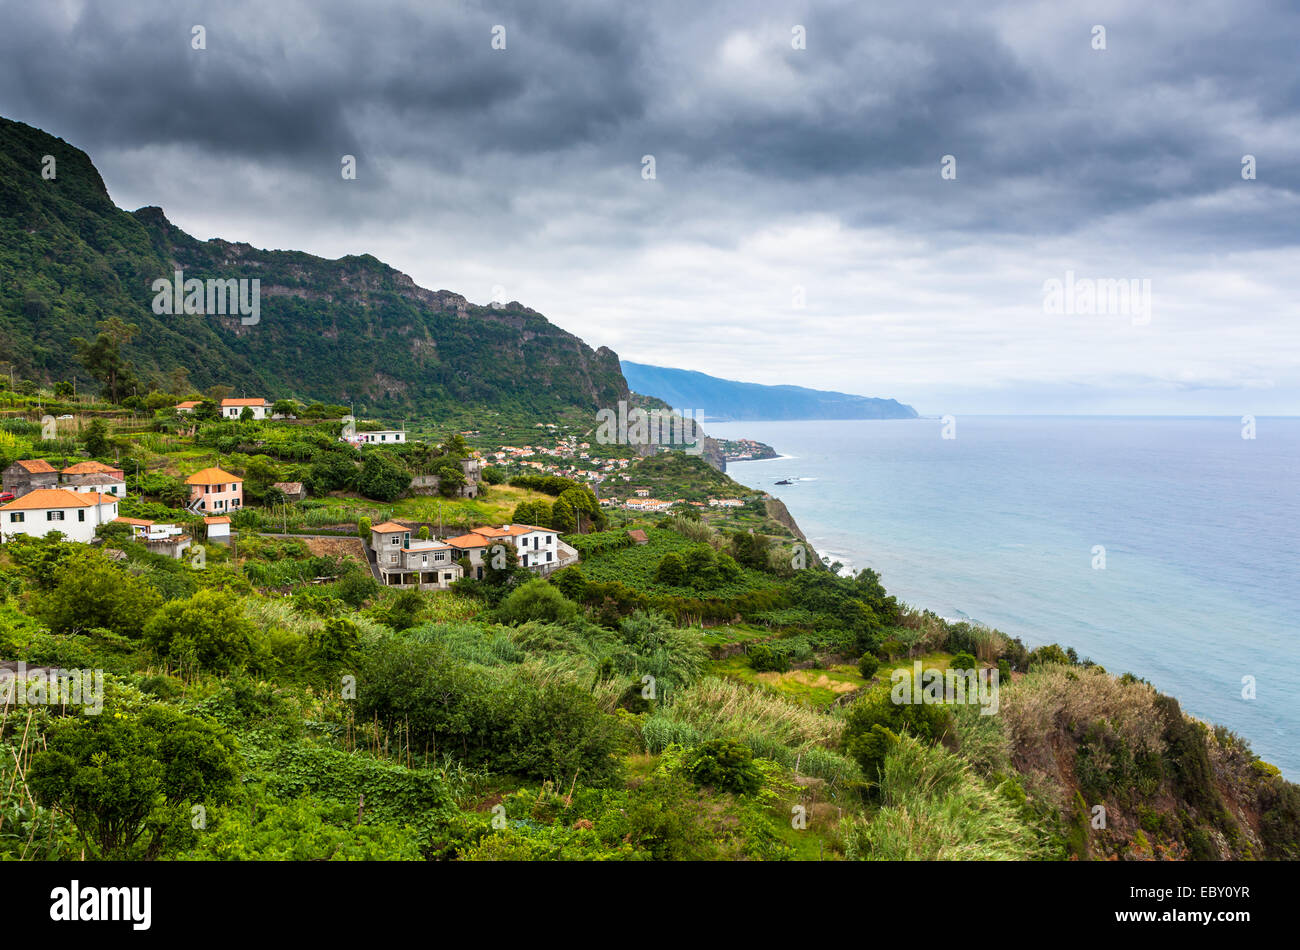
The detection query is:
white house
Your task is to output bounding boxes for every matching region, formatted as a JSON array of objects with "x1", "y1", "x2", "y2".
[
  {"x1": 708, "y1": 498, "x2": 745, "y2": 508},
  {"x1": 113, "y1": 516, "x2": 191, "y2": 559},
  {"x1": 220, "y1": 397, "x2": 272, "y2": 420},
  {"x1": 65, "y1": 472, "x2": 126, "y2": 498},
  {"x1": 469, "y1": 524, "x2": 576, "y2": 572},
  {"x1": 204, "y1": 515, "x2": 231, "y2": 544},
  {"x1": 342, "y1": 429, "x2": 407, "y2": 446},
  {"x1": 0, "y1": 489, "x2": 119, "y2": 544}
]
